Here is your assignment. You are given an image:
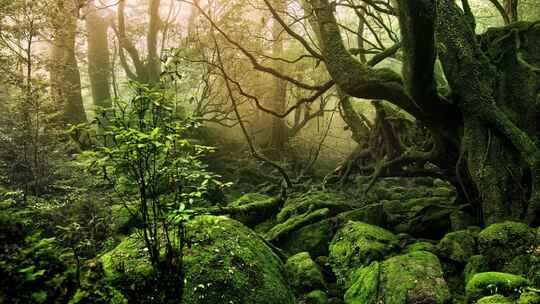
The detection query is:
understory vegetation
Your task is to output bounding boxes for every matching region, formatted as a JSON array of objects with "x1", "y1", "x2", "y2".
[{"x1": 1, "y1": 0, "x2": 540, "y2": 303}]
